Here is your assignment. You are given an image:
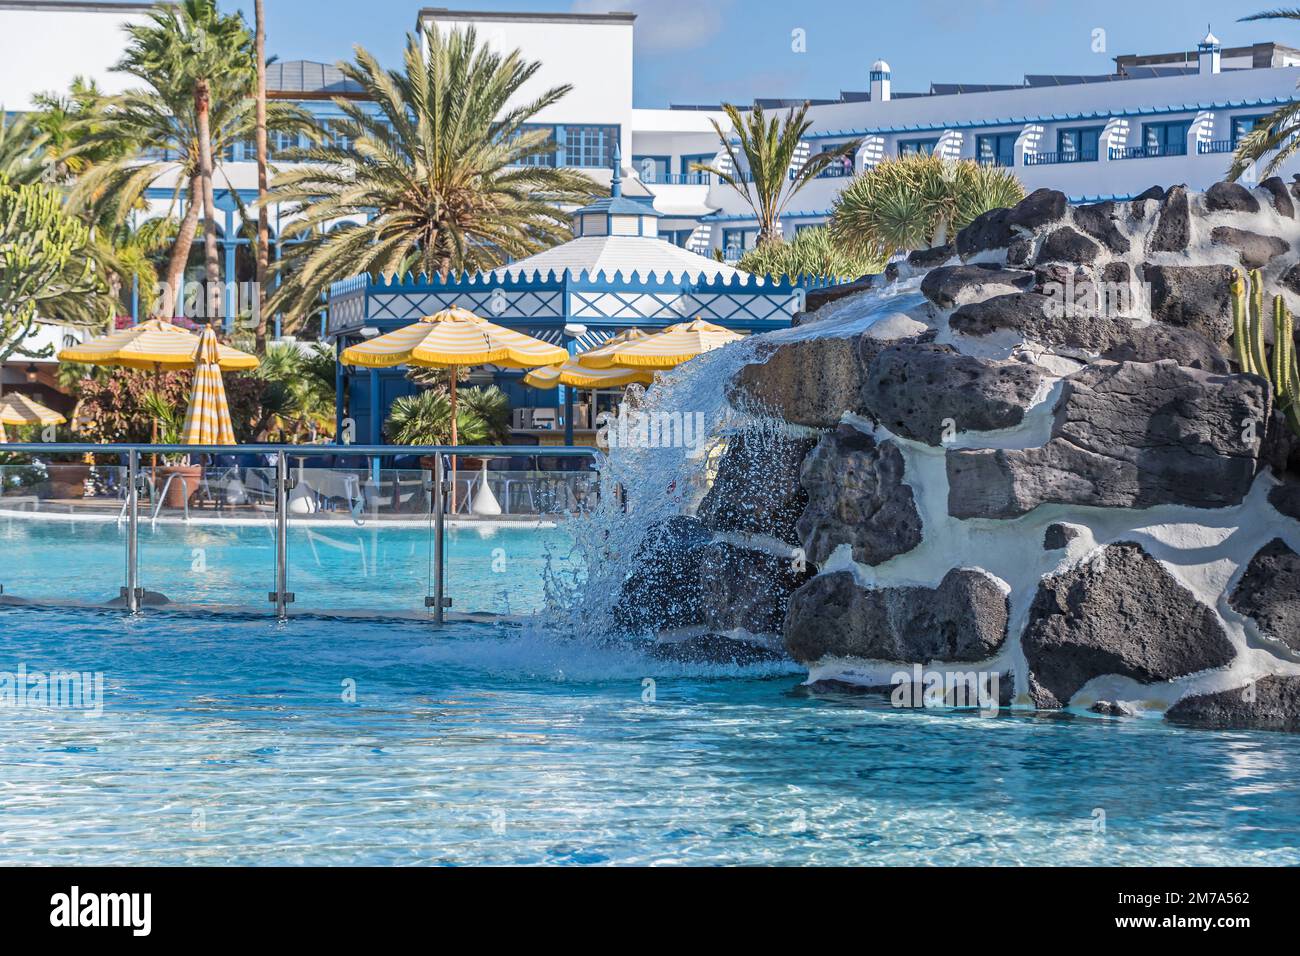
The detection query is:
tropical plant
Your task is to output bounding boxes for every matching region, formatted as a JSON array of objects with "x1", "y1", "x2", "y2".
[
  {"x1": 1229, "y1": 10, "x2": 1300, "y2": 179},
  {"x1": 453, "y1": 385, "x2": 511, "y2": 444},
  {"x1": 386, "y1": 386, "x2": 509, "y2": 446},
  {"x1": 1232, "y1": 268, "x2": 1300, "y2": 436},
  {"x1": 0, "y1": 111, "x2": 50, "y2": 185},
  {"x1": 0, "y1": 177, "x2": 110, "y2": 363},
  {"x1": 829, "y1": 153, "x2": 1025, "y2": 261},
  {"x1": 139, "y1": 388, "x2": 184, "y2": 457},
  {"x1": 69, "y1": 364, "x2": 268, "y2": 444},
  {"x1": 691, "y1": 102, "x2": 860, "y2": 246},
  {"x1": 30, "y1": 78, "x2": 125, "y2": 183},
  {"x1": 69, "y1": 4, "x2": 314, "y2": 321},
  {"x1": 264, "y1": 24, "x2": 597, "y2": 331},
  {"x1": 737, "y1": 225, "x2": 885, "y2": 280},
  {"x1": 117, "y1": 0, "x2": 255, "y2": 319},
  {"x1": 249, "y1": 342, "x2": 337, "y2": 440}
]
